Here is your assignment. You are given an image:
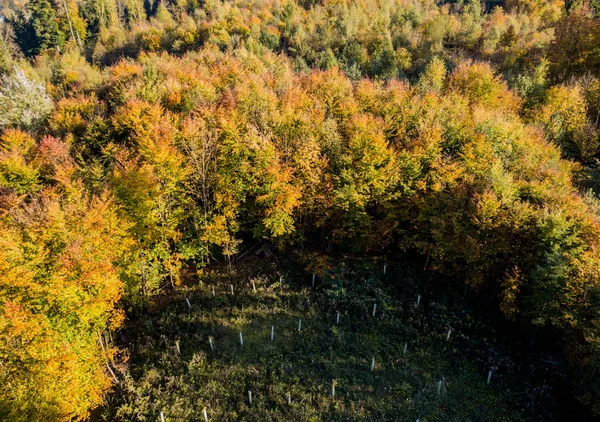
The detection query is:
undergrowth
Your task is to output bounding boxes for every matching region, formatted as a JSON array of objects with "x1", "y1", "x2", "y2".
[{"x1": 97, "y1": 260, "x2": 557, "y2": 421}]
